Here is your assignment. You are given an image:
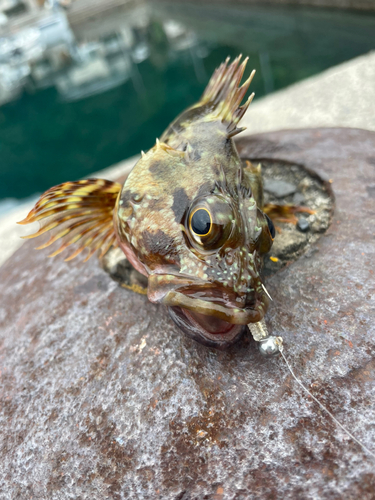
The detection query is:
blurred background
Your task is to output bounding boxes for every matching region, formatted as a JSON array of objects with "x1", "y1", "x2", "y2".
[{"x1": 0, "y1": 0, "x2": 374, "y2": 215}]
